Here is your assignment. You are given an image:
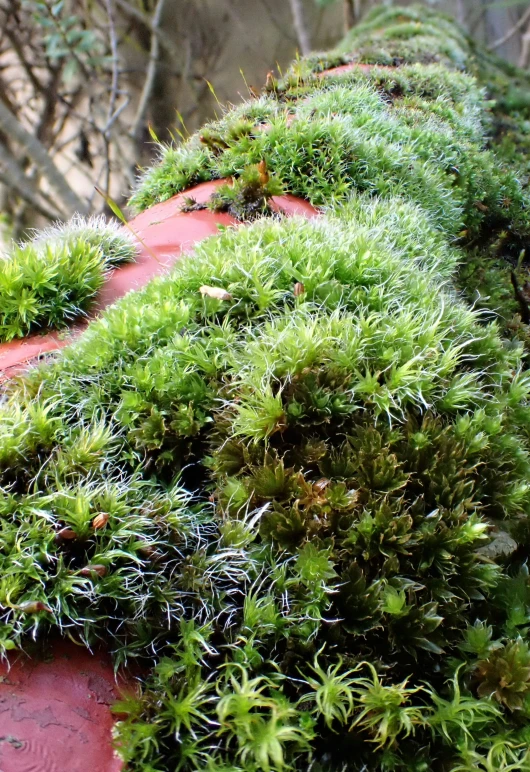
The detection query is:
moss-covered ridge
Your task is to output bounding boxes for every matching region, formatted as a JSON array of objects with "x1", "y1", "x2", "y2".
[
  {"x1": 0, "y1": 217, "x2": 137, "y2": 341},
  {"x1": 129, "y1": 6, "x2": 528, "y2": 247},
  {"x1": 2, "y1": 6, "x2": 530, "y2": 772}
]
